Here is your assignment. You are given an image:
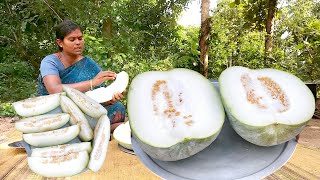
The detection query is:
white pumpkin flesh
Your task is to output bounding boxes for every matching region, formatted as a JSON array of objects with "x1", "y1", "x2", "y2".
[
  {"x1": 219, "y1": 66, "x2": 315, "y2": 146},
  {"x1": 60, "y1": 95, "x2": 93, "y2": 142},
  {"x1": 31, "y1": 142, "x2": 92, "y2": 157},
  {"x1": 15, "y1": 113, "x2": 70, "y2": 133},
  {"x1": 85, "y1": 71, "x2": 129, "y2": 103},
  {"x1": 113, "y1": 121, "x2": 132, "y2": 150},
  {"x1": 63, "y1": 85, "x2": 107, "y2": 118},
  {"x1": 88, "y1": 115, "x2": 111, "y2": 172},
  {"x1": 128, "y1": 68, "x2": 225, "y2": 161},
  {"x1": 23, "y1": 125, "x2": 80, "y2": 147},
  {"x1": 13, "y1": 93, "x2": 64, "y2": 117},
  {"x1": 28, "y1": 151, "x2": 88, "y2": 177}
]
